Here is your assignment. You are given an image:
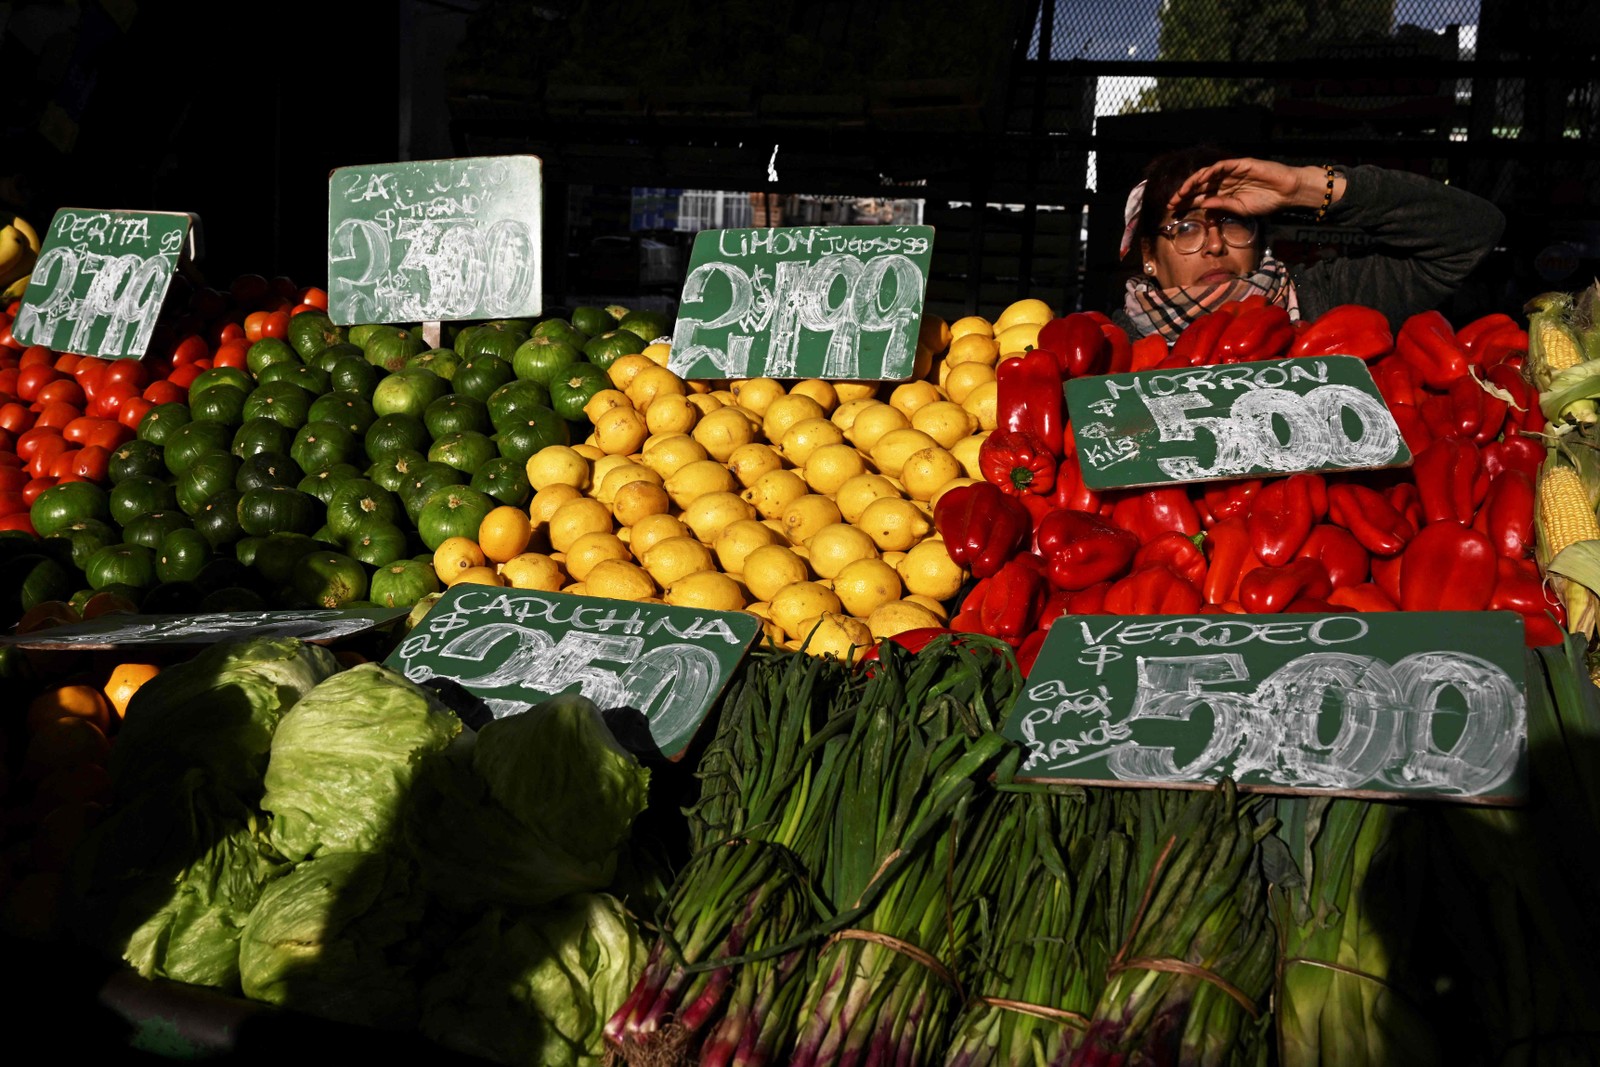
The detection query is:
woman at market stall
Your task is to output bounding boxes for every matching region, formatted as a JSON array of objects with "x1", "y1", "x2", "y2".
[{"x1": 1114, "y1": 146, "x2": 1506, "y2": 342}]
